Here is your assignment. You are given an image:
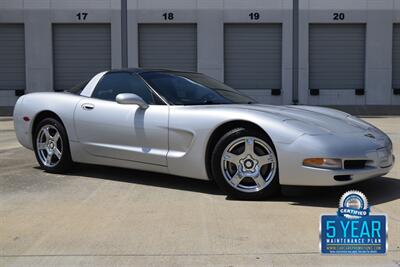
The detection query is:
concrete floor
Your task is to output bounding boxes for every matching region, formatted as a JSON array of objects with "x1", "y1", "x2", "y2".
[{"x1": 0, "y1": 117, "x2": 399, "y2": 266}]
